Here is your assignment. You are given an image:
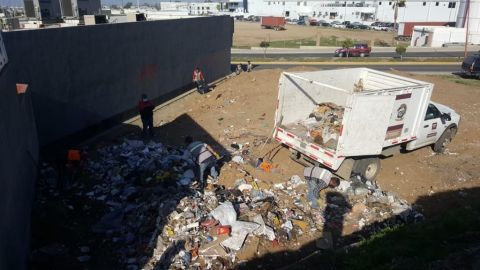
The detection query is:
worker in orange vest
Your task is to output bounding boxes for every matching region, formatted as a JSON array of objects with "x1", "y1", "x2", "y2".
[{"x1": 192, "y1": 67, "x2": 206, "y2": 94}]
